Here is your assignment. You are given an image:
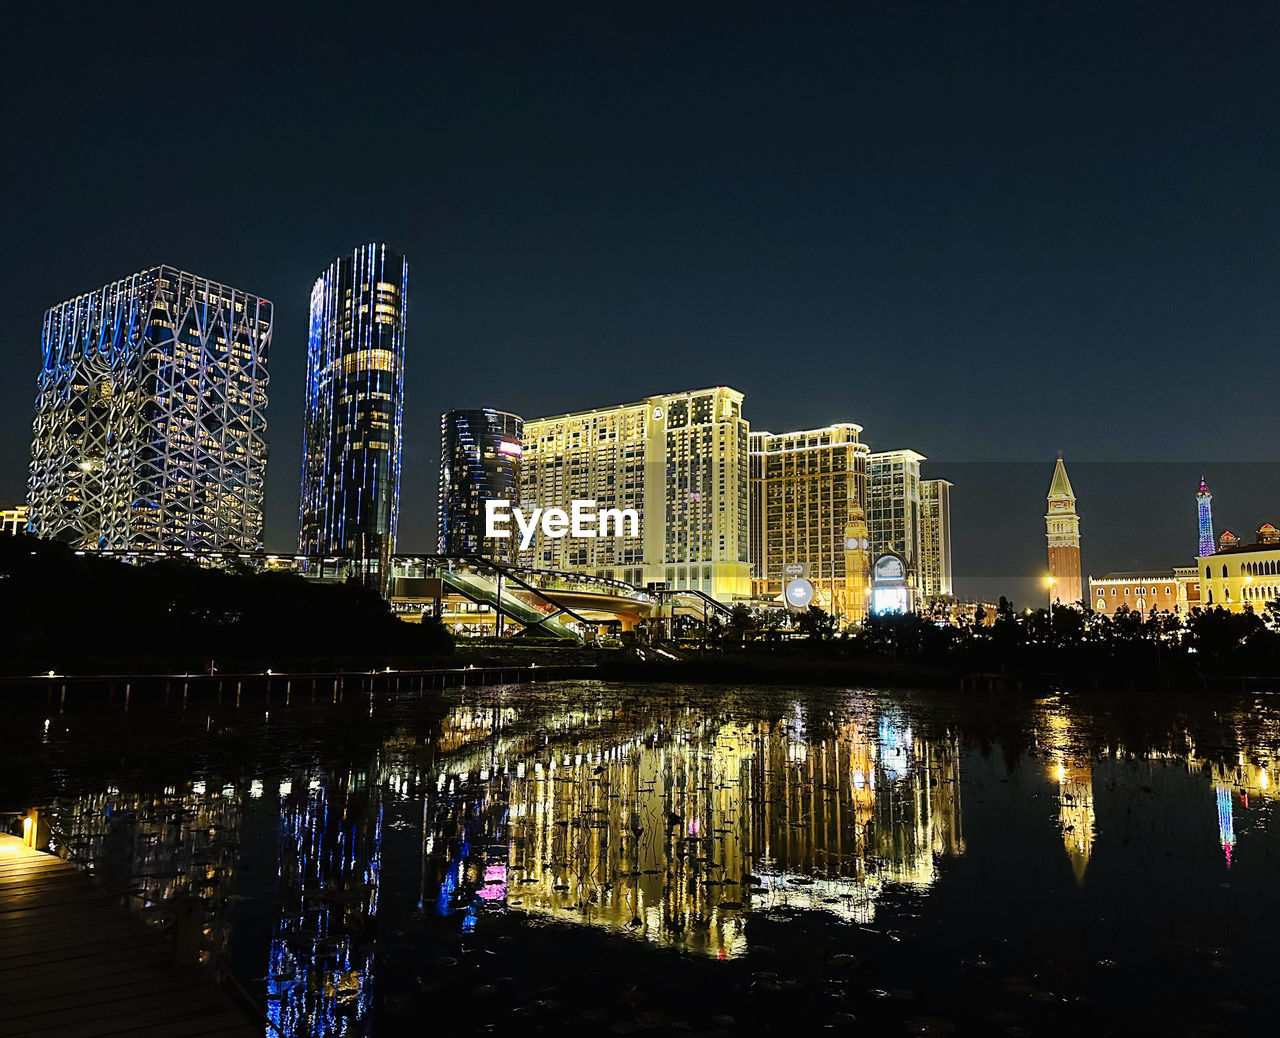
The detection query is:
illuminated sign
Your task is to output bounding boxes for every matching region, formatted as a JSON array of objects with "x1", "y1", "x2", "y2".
[
  {"x1": 785, "y1": 577, "x2": 814, "y2": 608},
  {"x1": 874, "y1": 554, "x2": 905, "y2": 581},
  {"x1": 496, "y1": 440, "x2": 522, "y2": 457},
  {"x1": 872, "y1": 587, "x2": 909, "y2": 614}
]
